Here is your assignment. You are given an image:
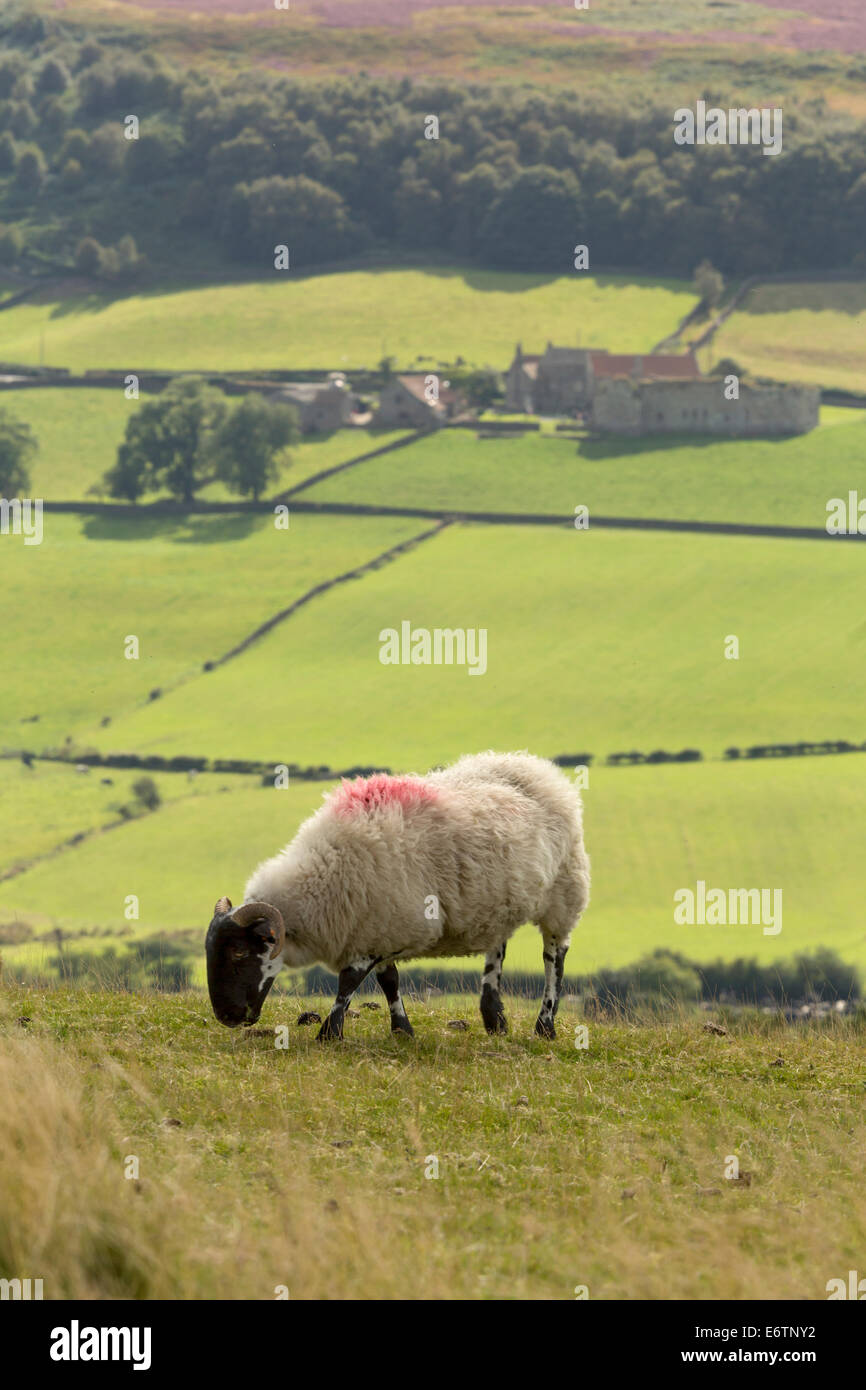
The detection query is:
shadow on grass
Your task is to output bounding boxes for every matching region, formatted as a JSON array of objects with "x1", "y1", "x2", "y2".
[
  {"x1": 405, "y1": 265, "x2": 692, "y2": 296},
  {"x1": 36, "y1": 262, "x2": 696, "y2": 321},
  {"x1": 576, "y1": 431, "x2": 798, "y2": 460},
  {"x1": 80, "y1": 512, "x2": 265, "y2": 544},
  {"x1": 737, "y1": 280, "x2": 866, "y2": 318}
]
